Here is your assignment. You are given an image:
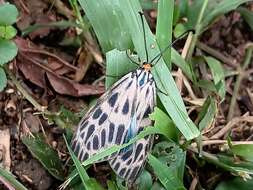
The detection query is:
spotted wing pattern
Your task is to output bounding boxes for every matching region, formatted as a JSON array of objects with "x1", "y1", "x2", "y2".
[{"x1": 71, "y1": 68, "x2": 156, "y2": 181}]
